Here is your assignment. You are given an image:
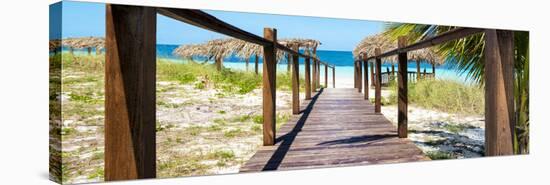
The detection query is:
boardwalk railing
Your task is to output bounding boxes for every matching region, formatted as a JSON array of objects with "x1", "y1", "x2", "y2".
[
  {"x1": 353, "y1": 27, "x2": 515, "y2": 157},
  {"x1": 104, "y1": 5, "x2": 335, "y2": 181},
  {"x1": 373, "y1": 71, "x2": 435, "y2": 86}
]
